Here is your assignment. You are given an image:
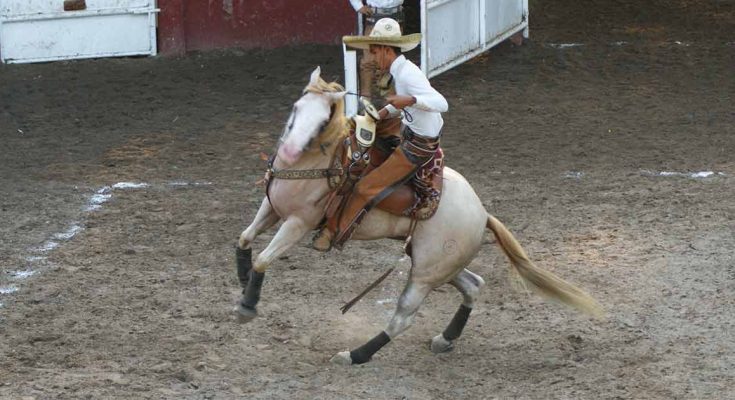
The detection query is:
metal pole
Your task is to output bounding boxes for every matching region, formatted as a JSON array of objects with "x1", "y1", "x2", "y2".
[
  {"x1": 523, "y1": 0, "x2": 529, "y2": 38},
  {"x1": 343, "y1": 43, "x2": 359, "y2": 116},
  {"x1": 420, "y1": 0, "x2": 428, "y2": 77},
  {"x1": 357, "y1": 11, "x2": 364, "y2": 35}
]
